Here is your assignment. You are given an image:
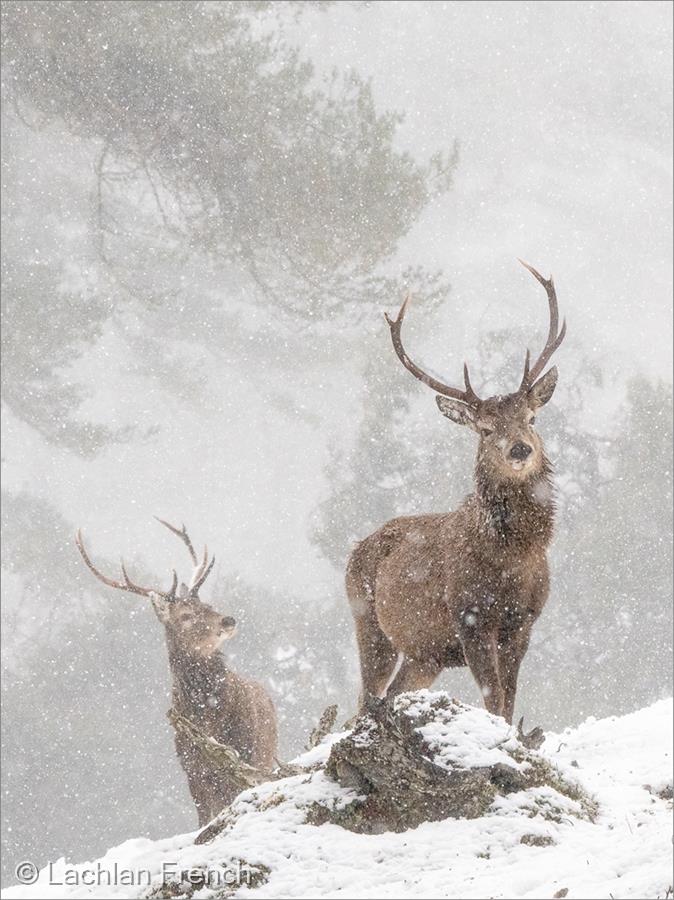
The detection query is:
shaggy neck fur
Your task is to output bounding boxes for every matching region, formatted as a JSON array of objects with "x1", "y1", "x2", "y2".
[
  {"x1": 166, "y1": 634, "x2": 231, "y2": 716},
  {"x1": 474, "y1": 453, "x2": 555, "y2": 549}
]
